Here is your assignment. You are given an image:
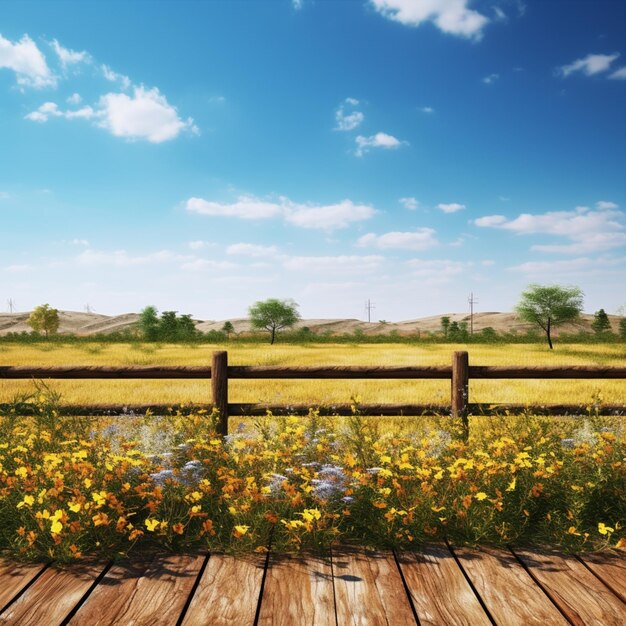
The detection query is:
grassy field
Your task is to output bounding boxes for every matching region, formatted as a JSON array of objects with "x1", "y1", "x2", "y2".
[{"x1": 0, "y1": 341, "x2": 624, "y2": 408}]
